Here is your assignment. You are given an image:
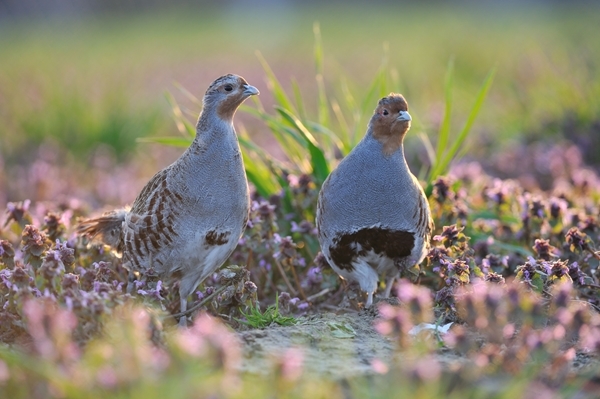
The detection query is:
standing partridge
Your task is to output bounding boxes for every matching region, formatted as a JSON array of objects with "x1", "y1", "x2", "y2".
[
  {"x1": 316, "y1": 93, "x2": 433, "y2": 307},
  {"x1": 78, "y1": 74, "x2": 259, "y2": 325}
]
